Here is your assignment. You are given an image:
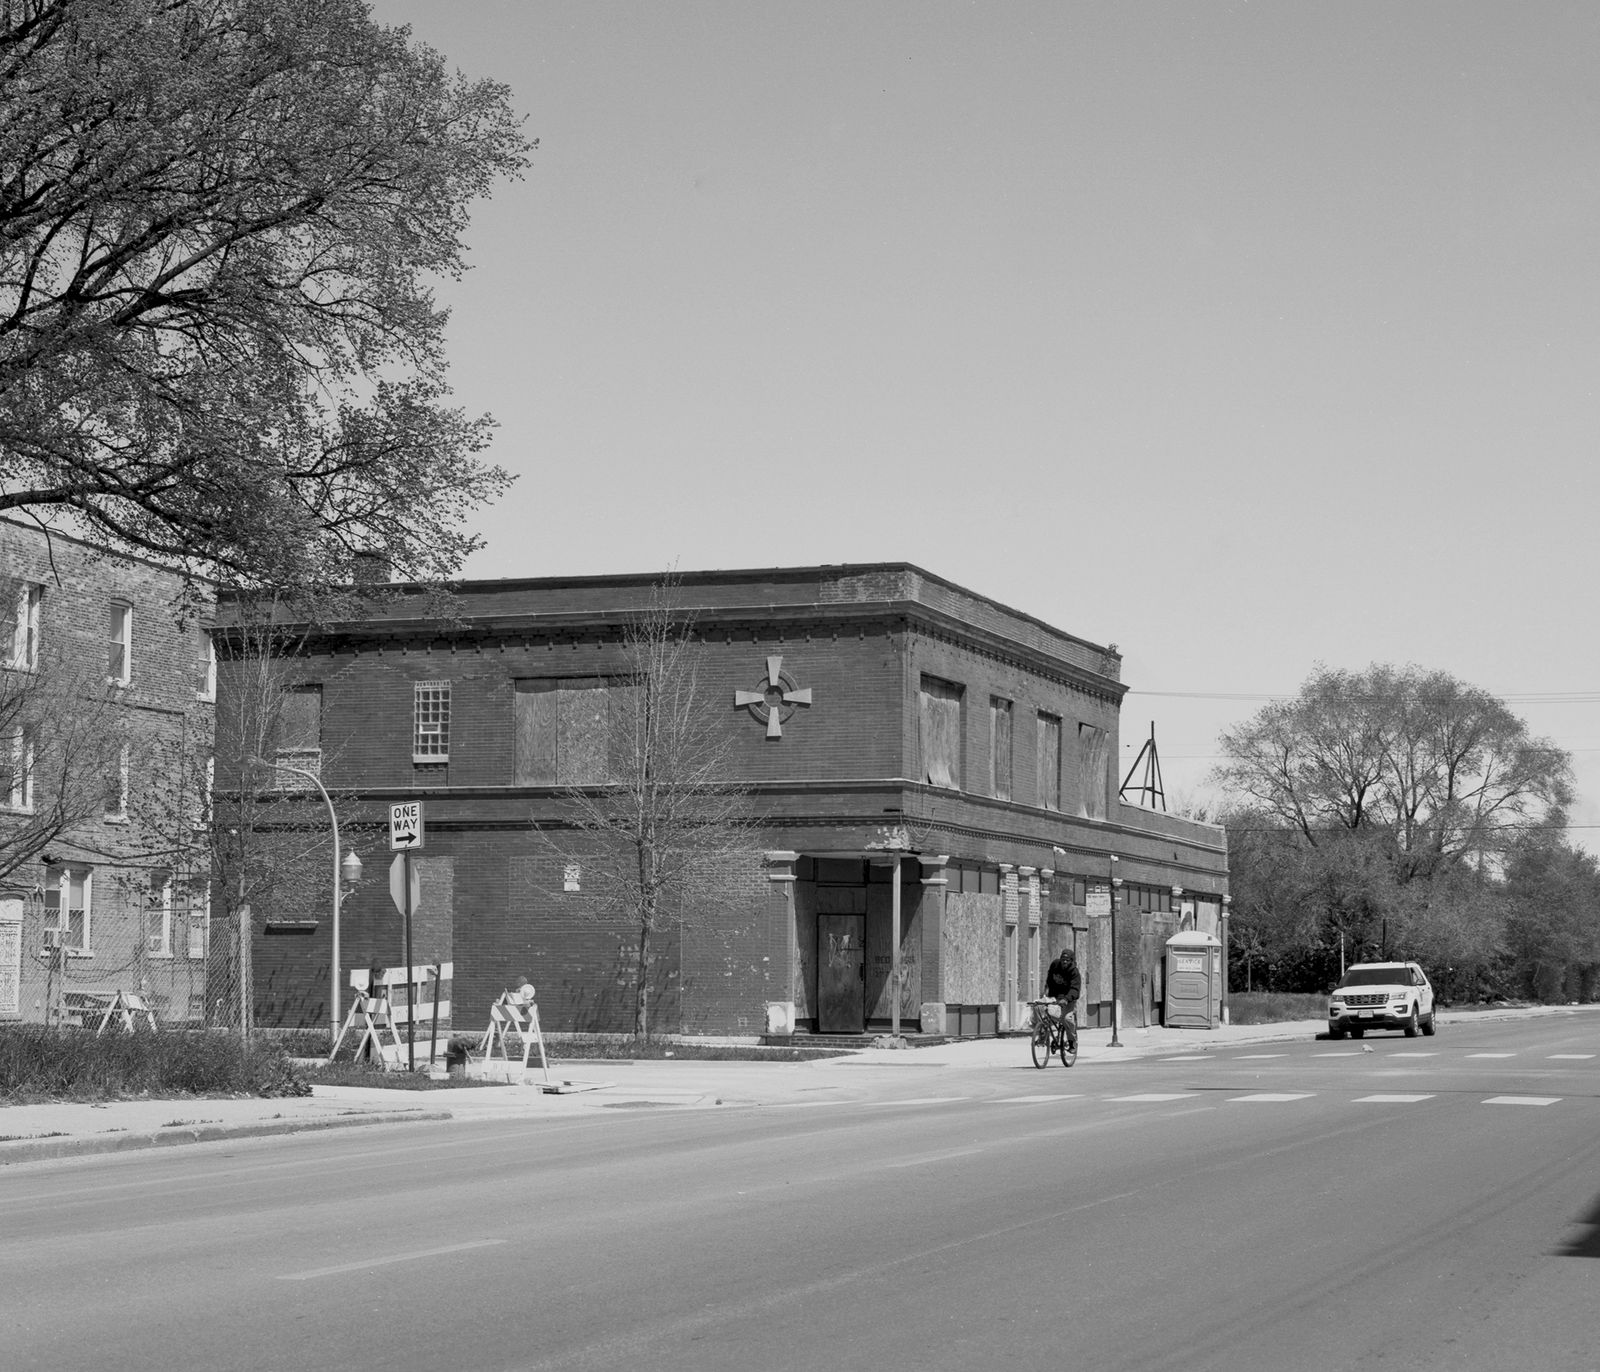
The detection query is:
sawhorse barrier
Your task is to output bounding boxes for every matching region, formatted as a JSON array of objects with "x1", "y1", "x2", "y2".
[
  {"x1": 479, "y1": 983, "x2": 551, "y2": 1084},
  {"x1": 94, "y1": 990, "x2": 158, "y2": 1034},
  {"x1": 330, "y1": 962, "x2": 453, "y2": 1070}
]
